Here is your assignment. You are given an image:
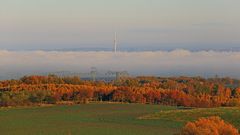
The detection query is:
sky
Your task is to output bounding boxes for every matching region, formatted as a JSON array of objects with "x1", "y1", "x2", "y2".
[
  {"x1": 1, "y1": 1, "x2": 240, "y2": 78},
  {"x1": 1, "y1": 0, "x2": 240, "y2": 50}
]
